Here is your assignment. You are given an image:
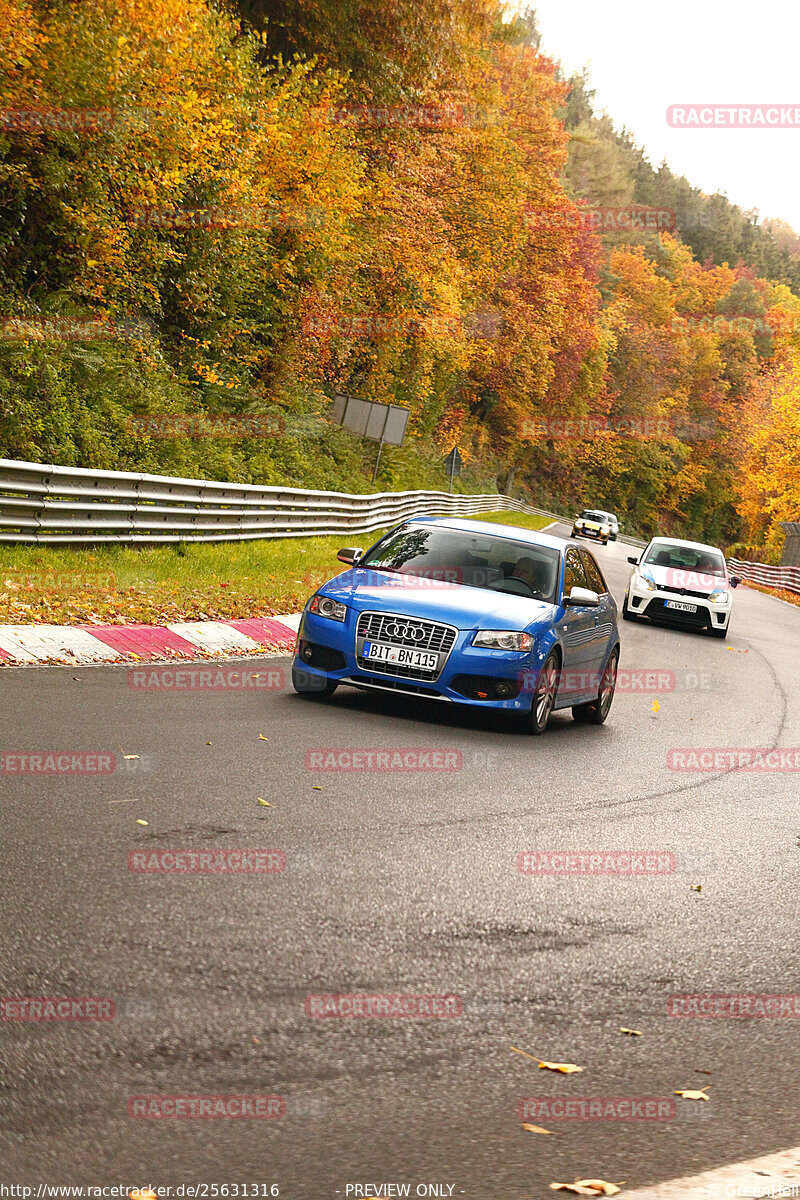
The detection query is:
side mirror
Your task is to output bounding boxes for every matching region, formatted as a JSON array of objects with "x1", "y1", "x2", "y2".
[
  {"x1": 564, "y1": 586, "x2": 600, "y2": 608},
  {"x1": 730, "y1": 575, "x2": 741, "y2": 589},
  {"x1": 627, "y1": 555, "x2": 640, "y2": 566},
  {"x1": 337, "y1": 547, "x2": 363, "y2": 565}
]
